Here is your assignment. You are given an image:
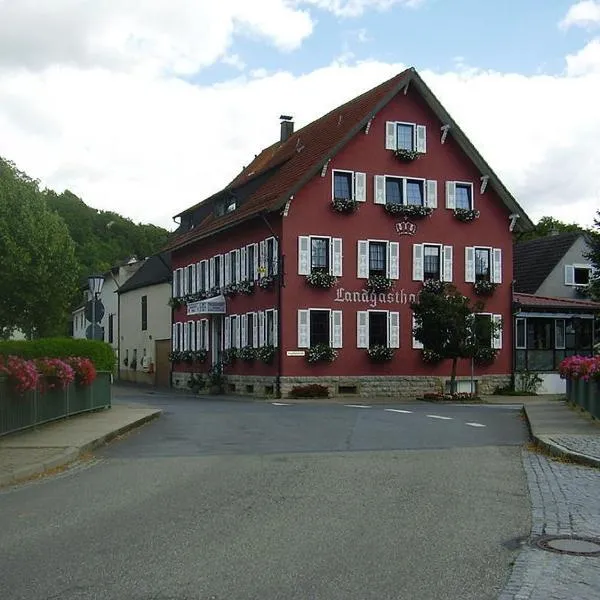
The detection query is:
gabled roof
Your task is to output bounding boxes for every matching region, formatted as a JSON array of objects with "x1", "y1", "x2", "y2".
[
  {"x1": 118, "y1": 253, "x2": 171, "y2": 294},
  {"x1": 513, "y1": 232, "x2": 583, "y2": 294},
  {"x1": 514, "y1": 292, "x2": 600, "y2": 311},
  {"x1": 166, "y1": 67, "x2": 534, "y2": 252}
]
